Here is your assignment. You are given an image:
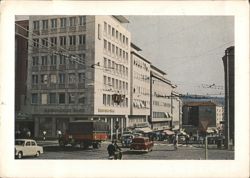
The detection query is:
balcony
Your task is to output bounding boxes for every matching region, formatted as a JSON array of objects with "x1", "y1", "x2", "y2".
[
  {"x1": 78, "y1": 83, "x2": 85, "y2": 89},
  {"x1": 33, "y1": 30, "x2": 40, "y2": 35},
  {"x1": 68, "y1": 83, "x2": 77, "y2": 89},
  {"x1": 58, "y1": 84, "x2": 65, "y2": 89},
  {"x1": 40, "y1": 66, "x2": 48, "y2": 71},
  {"x1": 50, "y1": 66, "x2": 57, "y2": 71},
  {"x1": 50, "y1": 28, "x2": 58, "y2": 34},
  {"x1": 68, "y1": 45, "x2": 76, "y2": 51},
  {"x1": 59, "y1": 65, "x2": 66, "y2": 70},
  {"x1": 49, "y1": 84, "x2": 57, "y2": 89},
  {"x1": 32, "y1": 66, "x2": 39, "y2": 71},
  {"x1": 78, "y1": 25, "x2": 86, "y2": 32},
  {"x1": 78, "y1": 45, "x2": 86, "y2": 51},
  {"x1": 68, "y1": 26, "x2": 76, "y2": 32},
  {"x1": 31, "y1": 85, "x2": 39, "y2": 90},
  {"x1": 40, "y1": 84, "x2": 48, "y2": 90},
  {"x1": 59, "y1": 28, "x2": 66, "y2": 33},
  {"x1": 41, "y1": 30, "x2": 48, "y2": 35},
  {"x1": 68, "y1": 64, "x2": 75, "y2": 70},
  {"x1": 77, "y1": 64, "x2": 85, "y2": 69}
]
